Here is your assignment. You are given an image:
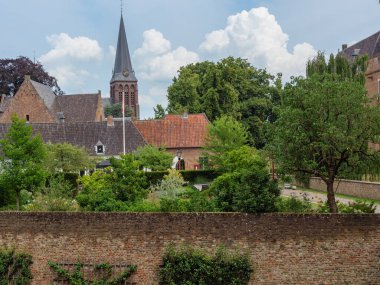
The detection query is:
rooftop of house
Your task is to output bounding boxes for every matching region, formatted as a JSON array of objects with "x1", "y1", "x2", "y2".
[
  {"x1": 133, "y1": 113, "x2": 209, "y2": 149},
  {"x1": 341, "y1": 31, "x2": 380, "y2": 60},
  {"x1": 0, "y1": 77, "x2": 103, "y2": 123},
  {"x1": 0, "y1": 120, "x2": 146, "y2": 156}
]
